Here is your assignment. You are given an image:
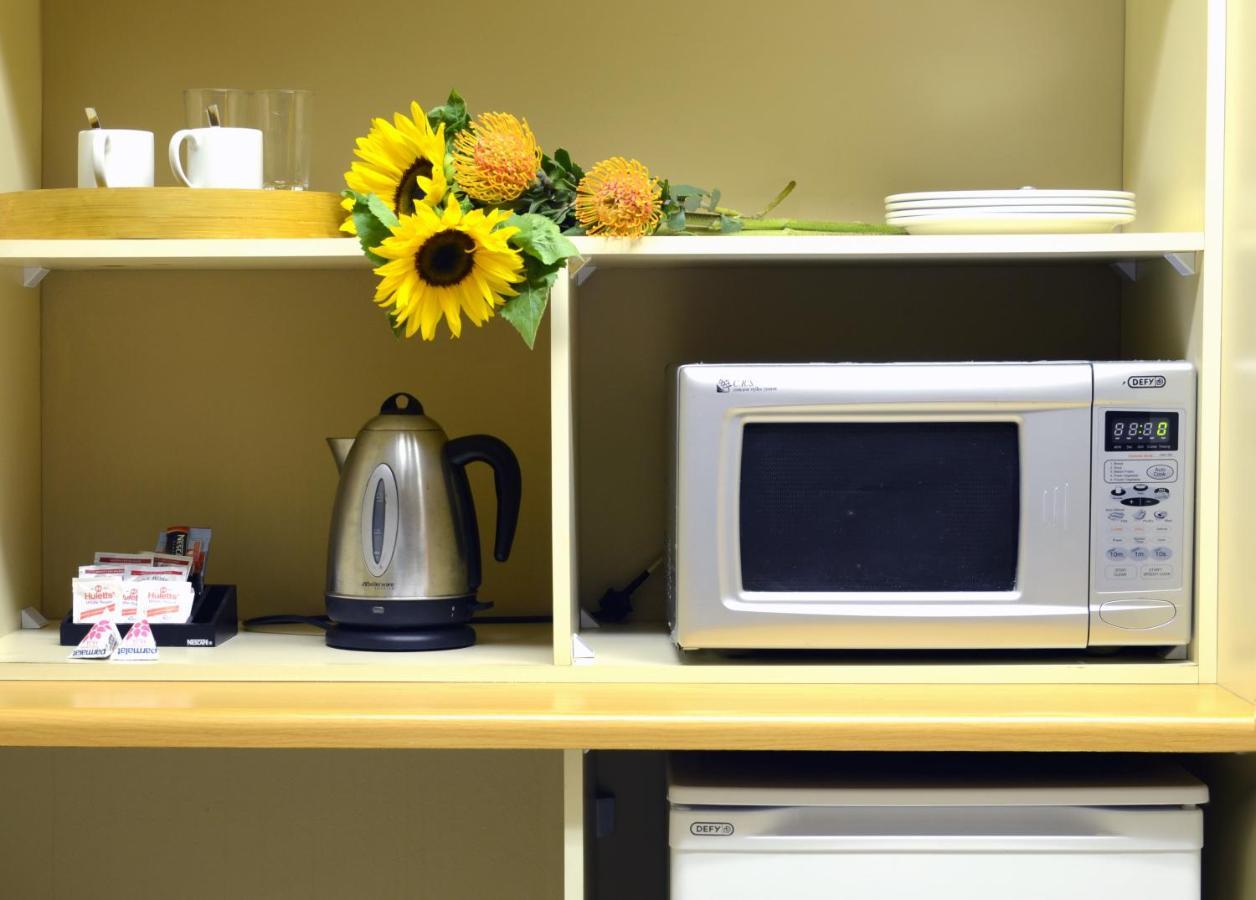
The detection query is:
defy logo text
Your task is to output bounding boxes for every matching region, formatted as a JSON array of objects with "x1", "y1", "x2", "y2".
[
  {"x1": 1128, "y1": 375, "x2": 1167, "y2": 389},
  {"x1": 690, "y1": 822, "x2": 735, "y2": 836}
]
